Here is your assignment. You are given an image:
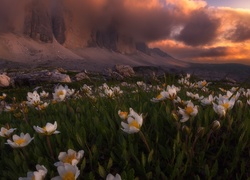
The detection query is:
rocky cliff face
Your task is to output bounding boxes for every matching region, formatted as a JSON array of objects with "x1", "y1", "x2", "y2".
[
  {"x1": 23, "y1": 1, "x2": 53, "y2": 43},
  {"x1": 0, "y1": 0, "x2": 172, "y2": 60},
  {"x1": 19, "y1": 0, "x2": 147, "y2": 54}
]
